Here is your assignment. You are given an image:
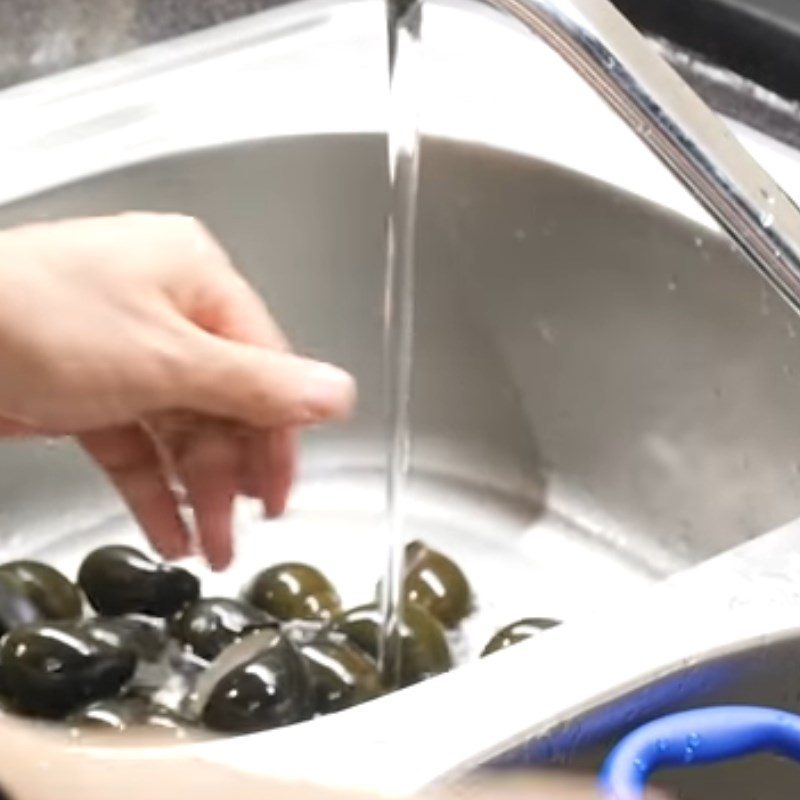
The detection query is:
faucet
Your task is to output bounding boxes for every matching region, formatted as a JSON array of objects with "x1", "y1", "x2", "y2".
[{"x1": 477, "y1": 0, "x2": 800, "y2": 315}]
